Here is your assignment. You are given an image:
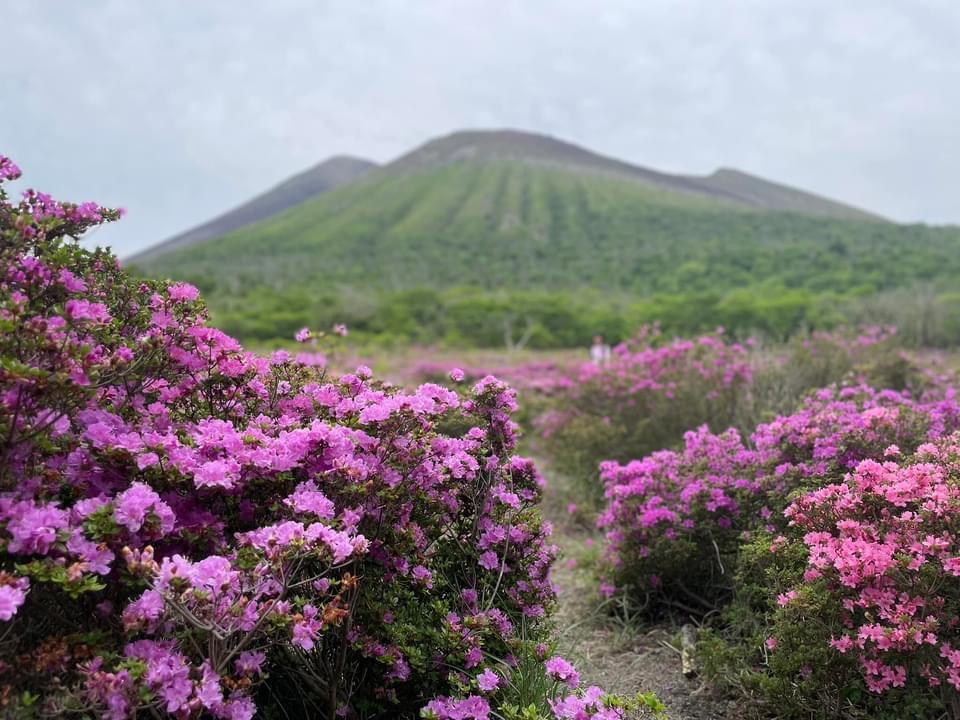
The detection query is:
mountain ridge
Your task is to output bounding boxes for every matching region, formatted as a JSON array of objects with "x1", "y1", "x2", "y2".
[
  {"x1": 134, "y1": 128, "x2": 884, "y2": 263},
  {"x1": 381, "y1": 129, "x2": 883, "y2": 222},
  {"x1": 129, "y1": 155, "x2": 377, "y2": 262}
]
